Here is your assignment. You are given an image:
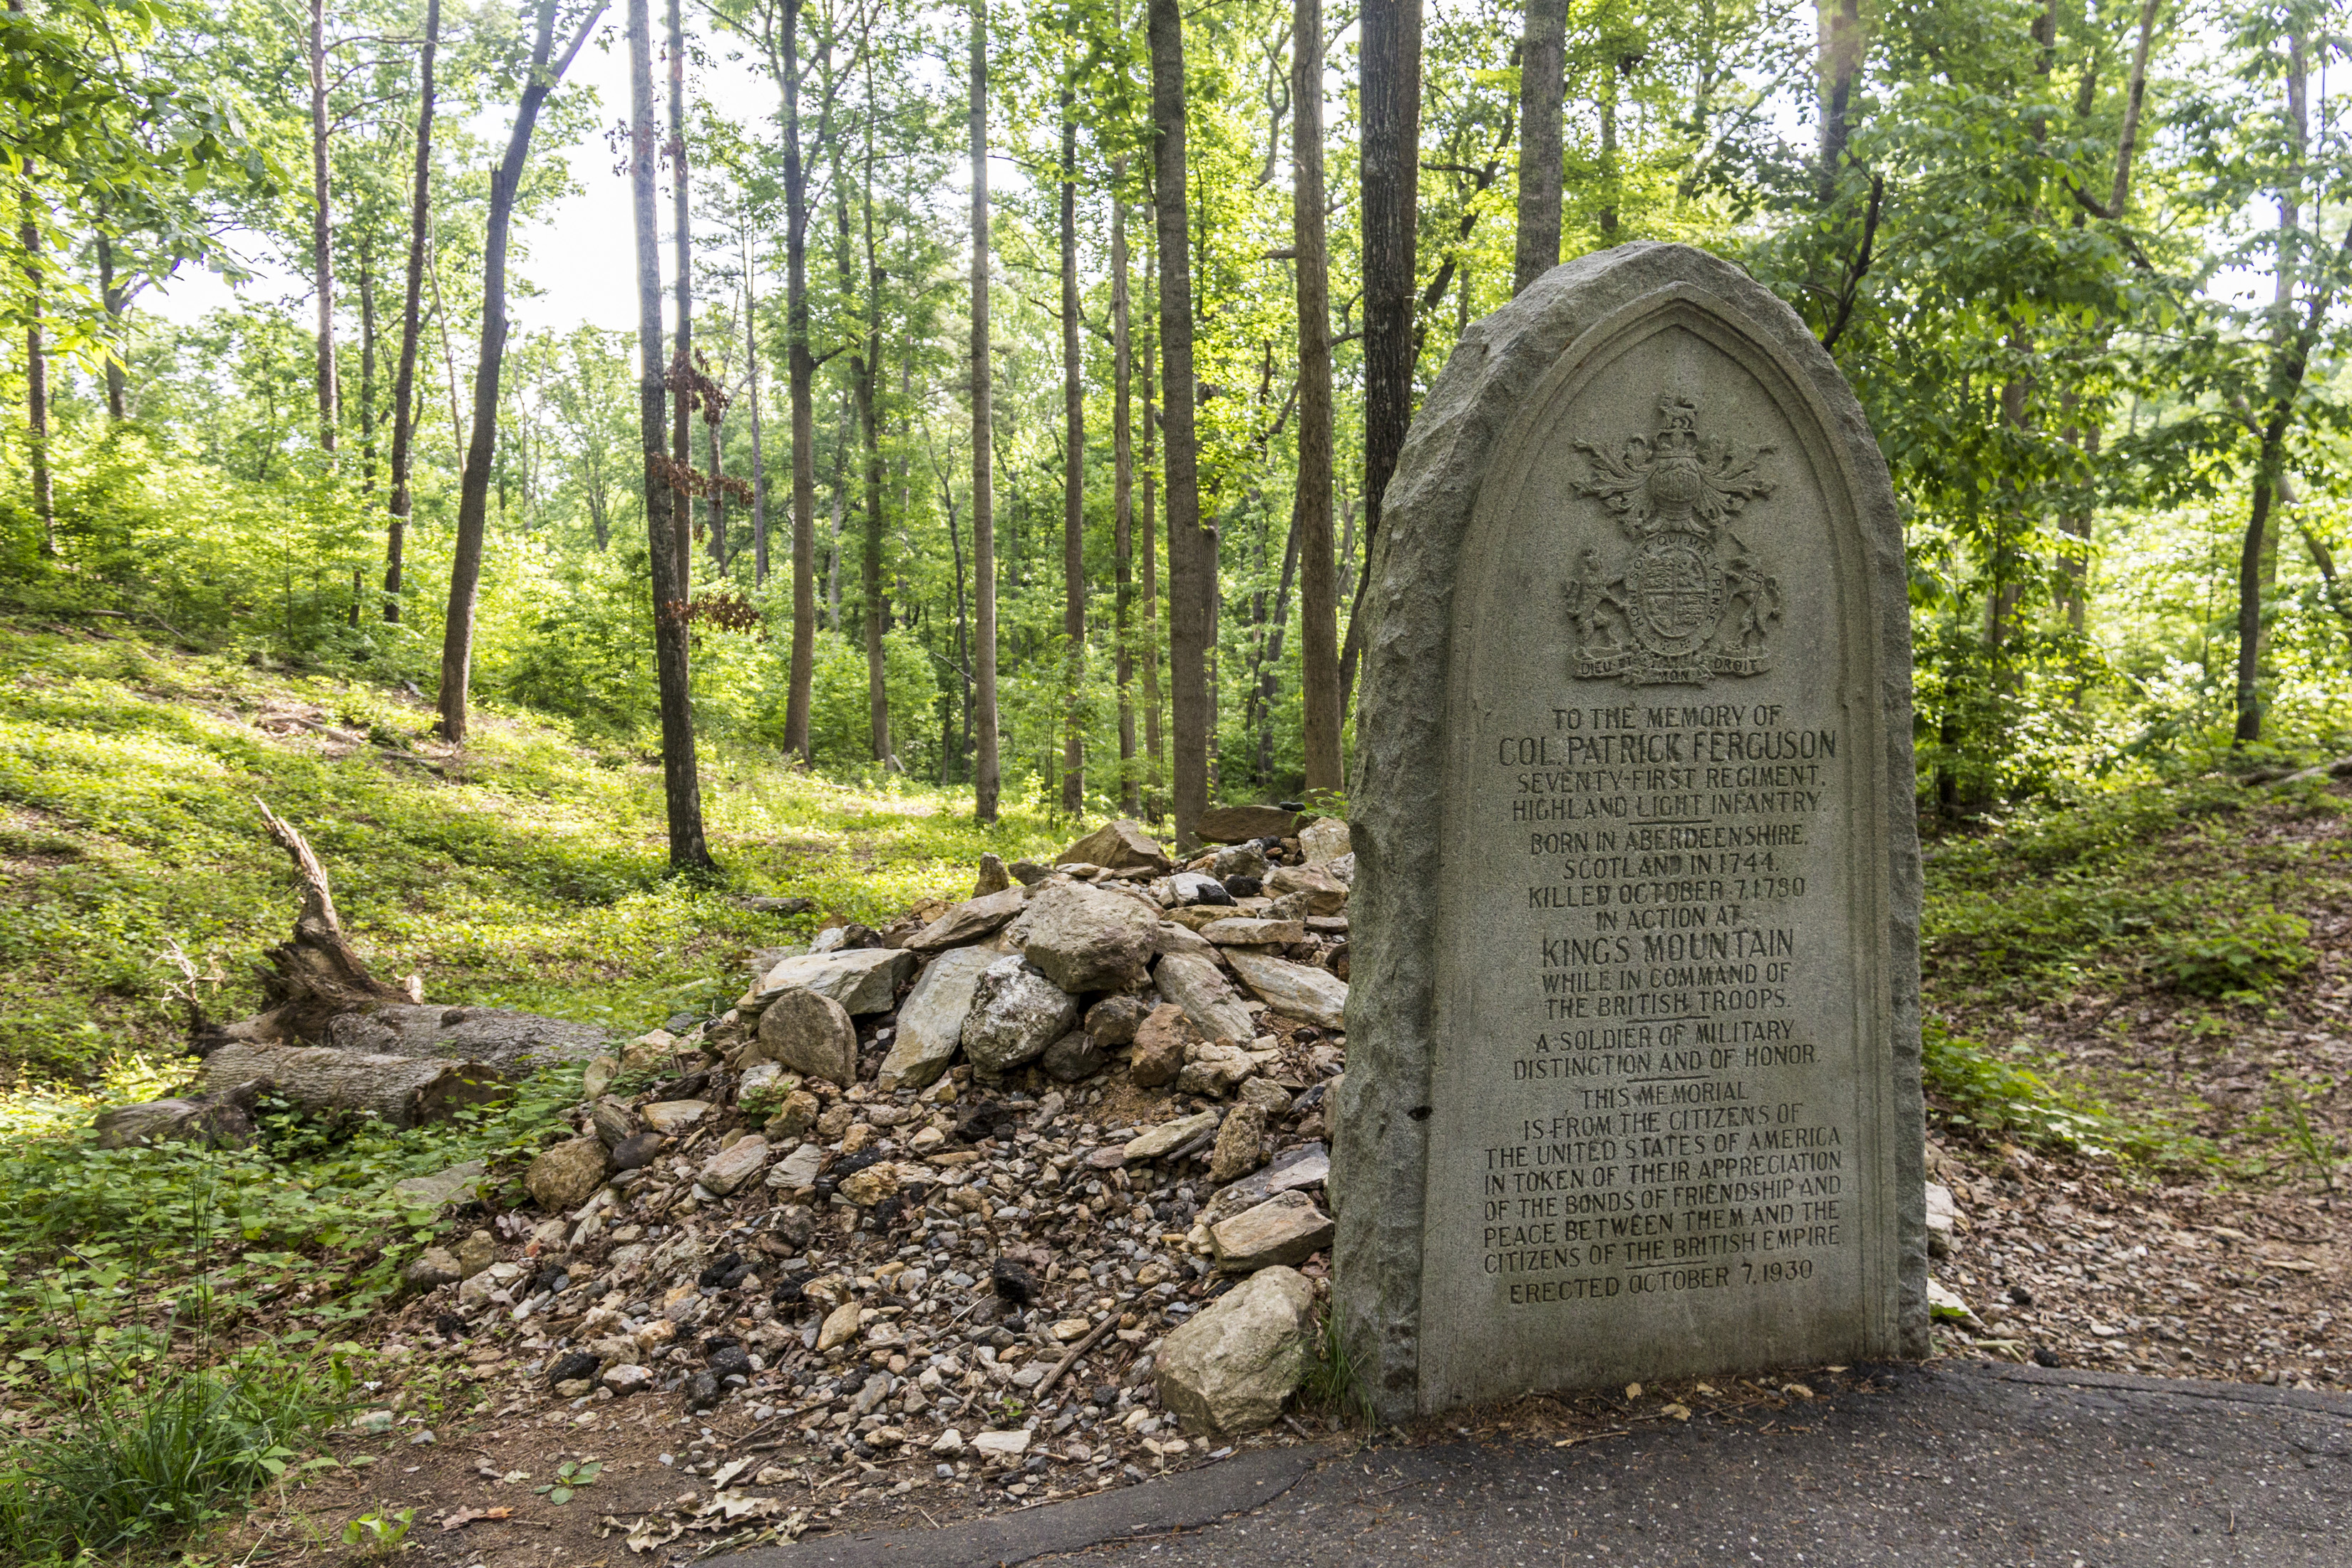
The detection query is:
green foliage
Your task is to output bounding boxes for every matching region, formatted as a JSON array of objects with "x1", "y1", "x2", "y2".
[
  {"x1": 1301, "y1": 1306, "x2": 1372, "y2": 1428},
  {"x1": 2145, "y1": 908, "x2": 2314, "y2": 1000},
  {"x1": 1920, "y1": 1016, "x2": 2120, "y2": 1155},
  {"x1": 534, "y1": 1457, "x2": 601, "y2": 1504},
  {"x1": 341, "y1": 1503, "x2": 417, "y2": 1559},
  {"x1": 1922, "y1": 779, "x2": 2344, "y2": 1001},
  {"x1": 0, "y1": 621, "x2": 1061, "y2": 1081},
  {"x1": 0, "y1": 1352, "x2": 347, "y2": 1563}
]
